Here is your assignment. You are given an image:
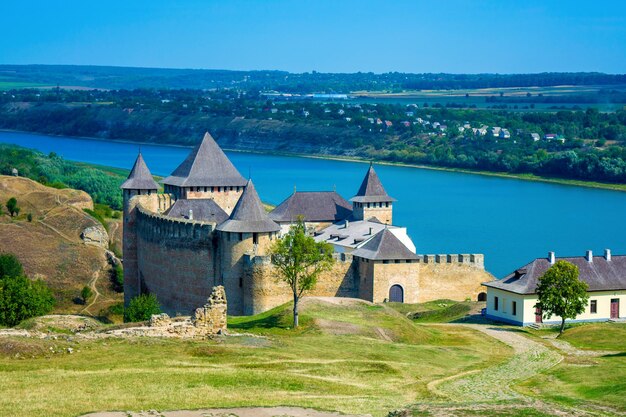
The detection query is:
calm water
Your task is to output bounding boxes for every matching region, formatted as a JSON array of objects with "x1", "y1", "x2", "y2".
[{"x1": 2, "y1": 131, "x2": 626, "y2": 277}]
